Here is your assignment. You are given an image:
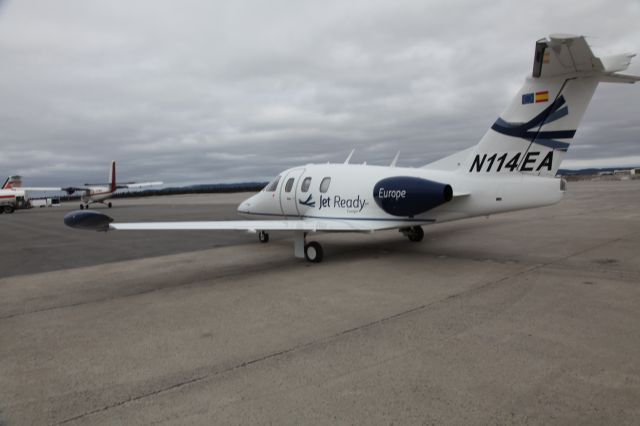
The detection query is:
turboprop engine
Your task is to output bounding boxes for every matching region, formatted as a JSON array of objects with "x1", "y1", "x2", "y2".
[{"x1": 373, "y1": 176, "x2": 453, "y2": 217}]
